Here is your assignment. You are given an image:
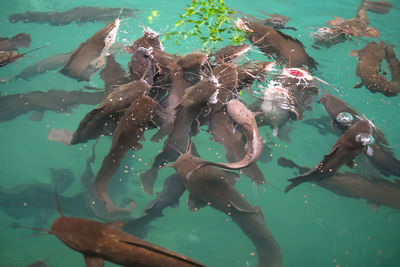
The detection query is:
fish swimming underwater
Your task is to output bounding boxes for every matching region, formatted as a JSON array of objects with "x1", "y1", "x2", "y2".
[
  {"x1": 0, "y1": 33, "x2": 31, "y2": 51},
  {"x1": 59, "y1": 18, "x2": 120, "y2": 81},
  {"x1": 285, "y1": 119, "x2": 375, "y2": 193},
  {"x1": 9, "y1": 6, "x2": 137, "y2": 26},
  {"x1": 278, "y1": 157, "x2": 400, "y2": 211},
  {"x1": 171, "y1": 151, "x2": 282, "y2": 267},
  {"x1": 351, "y1": 41, "x2": 400, "y2": 96}
]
